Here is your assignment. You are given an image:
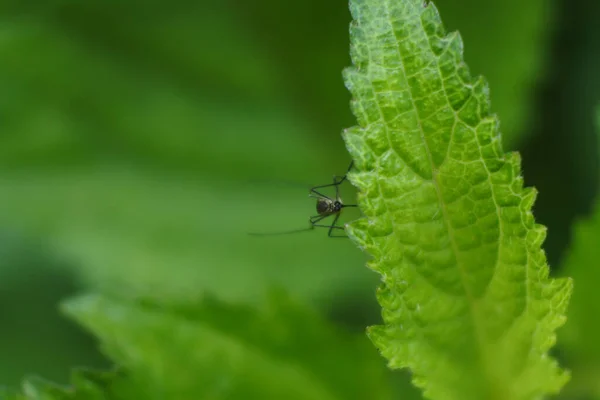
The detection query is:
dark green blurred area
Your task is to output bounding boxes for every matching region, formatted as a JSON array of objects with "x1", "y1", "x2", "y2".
[{"x1": 0, "y1": 0, "x2": 599, "y2": 397}]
